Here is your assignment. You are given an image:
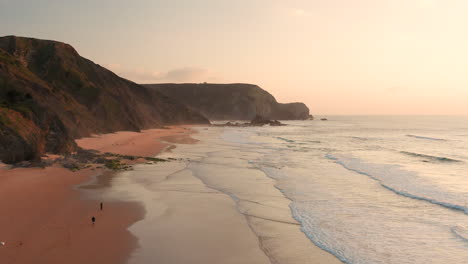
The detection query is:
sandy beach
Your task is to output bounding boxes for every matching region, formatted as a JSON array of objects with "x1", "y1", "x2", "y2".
[
  {"x1": 0, "y1": 166, "x2": 143, "y2": 264},
  {"x1": 0, "y1": 125, "x2": 344, "y2": 264},
  {"x1": 75, "y1": 126, "x2": 194, "y2": 157},
  {"x1": 100, "y1": 126, "x2": 344, "y2": 264},
  {"x1": 139, "y1": 127, "x2": 343, "y2": 264},
  {"x1": 0, "y1": 126, "x2": 194, "y2": 264}
]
